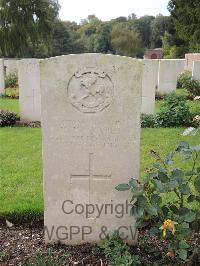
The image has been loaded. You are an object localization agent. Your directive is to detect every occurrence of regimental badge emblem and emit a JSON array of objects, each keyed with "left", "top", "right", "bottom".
[{"left": 67, "top": 70, "right": 113, "bottom": 113}]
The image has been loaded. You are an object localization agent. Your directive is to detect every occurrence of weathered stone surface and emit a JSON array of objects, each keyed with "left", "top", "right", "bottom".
[
  {"left": 40, "top": 54, "right": 142, "bottom": 245},
  {"left": 4, "top": 59, "right": 19, "bottom": 75},
  {"left": 0, "top": 59, "right": 5, "bottom": 95},
  {"left": 157, "top": 59, "right": 185, "bottom": 95},
  {"left": 192, "top": 61, "right": 200, "bottom": 80},
  {"left": 18, "top": 59, "right": 41, "bottom": 122},
  {"left": 141, "top": 60, "right": 159, "bottom": 114}
]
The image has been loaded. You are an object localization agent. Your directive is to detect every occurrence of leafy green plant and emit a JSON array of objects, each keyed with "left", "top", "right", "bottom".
[
  {"left": 156, "top": 93, "right": 192, "bottom": 127},
  {"left": 5, "top": 87, "right": 19, "bottom": 99},
  {"left": 0, "top": 249, "right": 10, "bottom": 261},
  {"left": 0, "top": 109, "right": 18, "bottom": 127},
  {"left": 116, "top": 141, "right": 200, "bottom": 262},
  {"left": 99, "top": 232, "right": 140, "bottom": 266},
  {"left": 177, "top": 71, "right": 192, "bottom": 89},
  {"left": 5, "top": 73, "right": 18, "bottom": 88},
  {"left": 141, "top": 114, "right": 156, "bottom": 128},
  {"left": 24, "top": 248, "right": 67, "bottom": 266},
  {"left": 185, "top": 79, "right": 200, "bottom": 98},
  {"left": 177, "top": 71, "right": 200, "bottom": 98}
]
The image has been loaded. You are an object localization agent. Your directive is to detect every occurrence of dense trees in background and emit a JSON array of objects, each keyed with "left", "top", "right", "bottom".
[
  {"left": 168, "top": 0, "right": 200, "bottom": 52},
  {"left": 162, "top": 0, "right": 200, "bottom": 58},
  {"left": 111, "top": 25, "right": 139, "bottom": 57},
  {"left": 150, "top": 15, "right": 173, "bottom": 48},
  {"left": 0, "top": 0, "right": 60, "bottom": 57},
  {"left": 0, "top": 0, "right": 199, "bottom": 58}
]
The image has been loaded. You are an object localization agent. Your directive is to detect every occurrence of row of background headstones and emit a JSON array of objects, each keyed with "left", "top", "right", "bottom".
[{"left": 0, "top": 55, "right": 200, "bottom": 122}]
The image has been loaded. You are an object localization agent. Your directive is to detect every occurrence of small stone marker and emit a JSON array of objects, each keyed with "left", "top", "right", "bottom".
[
  {"left": 192, "top": 61, "right": 200, "bottom": 80},
  {"left": 0, "top": 59, "right": 5, "bottom": 95},
  {"left": 18, "top": 59, "right": 41, "bottom": 122},
  {"left": 157, "top": 59, "right": 185, "bottom": 95},
  {"left": 141, "top": 60, "right": 159, "bottom": 114},
  {"left": 40, "top": 54, "right": 142, "bottom": 244}
]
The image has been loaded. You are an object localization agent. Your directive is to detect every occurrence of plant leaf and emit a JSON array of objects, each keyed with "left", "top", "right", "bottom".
[
  {"left": 187, "top": 195, "right": 196, "bottom": 203},
  {"left": 184, "top": 211, "right": 196, "bottom": 223},
  {"left": 176, "top": 141, "right": 189, "bottom": 150},
  {"left": 177, "top": 249, "right": 187, "bottom": 261},
  {"left": 115, "top": 183, "right": 130, "bottom": 191},
  {"left": 180, "top": 183, "right": 190, "bottom": 195},
  {"left": 158, "top": 171, "right": 168, "bottom": 183},
  {"left": 129, "top": 178, "right": 138, "bottom": 188},
  {"left": 179, "top": 240, "right": 189, "bottom": 249},
  {"left": 194, "top": 175, "right": 200, "bottom": 192}
]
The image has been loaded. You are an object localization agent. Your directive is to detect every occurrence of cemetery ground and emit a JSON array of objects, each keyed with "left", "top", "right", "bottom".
[
  {"left": 1, "top": 128, "right": 199, "bottom": 265},
  {"left": 0, "top": 88, "right": 200, "bottom": 265}
]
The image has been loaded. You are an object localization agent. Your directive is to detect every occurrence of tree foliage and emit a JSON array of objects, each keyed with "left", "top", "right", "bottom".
[
  {"left": 1, "top": 1, "right": 199, "bottom": 59},
  {"left": 132, "top": 15, "right": 154, "bottom": 48},
  {"left": 111, "top": 25, "right": 139, "bottom": 57},
  {"left": 0, "top": 0, "right": 59, "bottom": 57},
  {"left": 150, "top": 15, "right": 173, "bottom": 48},
  {"left": 168, "top": 0, "right": 200, "bottom": 51}
]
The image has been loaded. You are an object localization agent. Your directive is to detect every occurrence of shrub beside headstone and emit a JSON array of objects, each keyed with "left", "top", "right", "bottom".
[
  {"left": 156, "top": 93, "right": 192, "bottom": 127},
  {"left": 0, "top": 110, "right": 18, "bottom": 127}
]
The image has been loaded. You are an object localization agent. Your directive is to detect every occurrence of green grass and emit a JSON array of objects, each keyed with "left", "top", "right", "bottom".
[
  {"left": 0, "top": 87, "right": 19, "bottom": 114},
  {"left": 0, "top": 128, "right": 43, "bottom": 216},
  {"left": 0, "top": 127, "right": 199, "bottom": 217},
  {"left": 0, "top": 98, "right": 19, "bottom": 114}
]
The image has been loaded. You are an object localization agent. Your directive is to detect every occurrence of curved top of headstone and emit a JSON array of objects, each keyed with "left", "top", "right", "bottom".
[
  {"left": 41, "top": 53, "right": 141, "bottom": 63},
  {"left": 40, "top": 53, "right": 143, "bottom": 113}
]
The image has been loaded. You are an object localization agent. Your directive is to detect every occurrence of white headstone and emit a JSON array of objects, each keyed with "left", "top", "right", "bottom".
[
  {"left": 40, "top": 54, "right": 142, "bottom": 245},
  {"left": 141, "top": 60, "right": 159, "bottom": 114},
  {"left": 4, "top": 59, "right": 19, "bottom": 76},
  {"left": 0, "top": 59, "right": 5, "bottom": 95},
  {"left": 18, "top": 59, "right": 41, "bottom": 122},
  {"left": 192, "top": 61, "right": 200, "bottom": 80},
  {"left": 157, "top": 59, "right": 185, "bottom": 95}
]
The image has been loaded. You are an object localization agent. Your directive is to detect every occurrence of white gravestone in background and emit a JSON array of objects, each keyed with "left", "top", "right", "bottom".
[
  {"left": 192, "top": 61, "right": 200, "bottom": 80},
  {"left": 157, "top": 59, "right": 185, "bottom": 95},
  {"left": 4, "top": 59, "right": 19, "bottom": 76},
  {"left": 18, "top": 59, "right": 41, "bottom": 122},
  {"left": 0, "top": 59, "right": 5, "bottom": 95},
  {"left": 141, "top": 60, "right": 159, "bottom": 114},
  {"left": 40, "top": 54, "right": 142, "bottom": 245}
]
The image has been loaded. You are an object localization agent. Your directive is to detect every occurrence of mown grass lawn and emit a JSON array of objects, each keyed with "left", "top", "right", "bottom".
[
  {"left": 0, "top": 98, "right": 19, "bottom": 114},
  {"left": 0, "top": 127, "right": 199, "bottom": 218},
  {"left": 0, "top": 128, "right": 43, "bottom": 217}
]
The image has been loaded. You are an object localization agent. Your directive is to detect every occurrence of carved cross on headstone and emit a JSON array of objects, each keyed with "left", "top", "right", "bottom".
[{"left": 70, "top": 153, "right": 112, "bottom": 203}]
